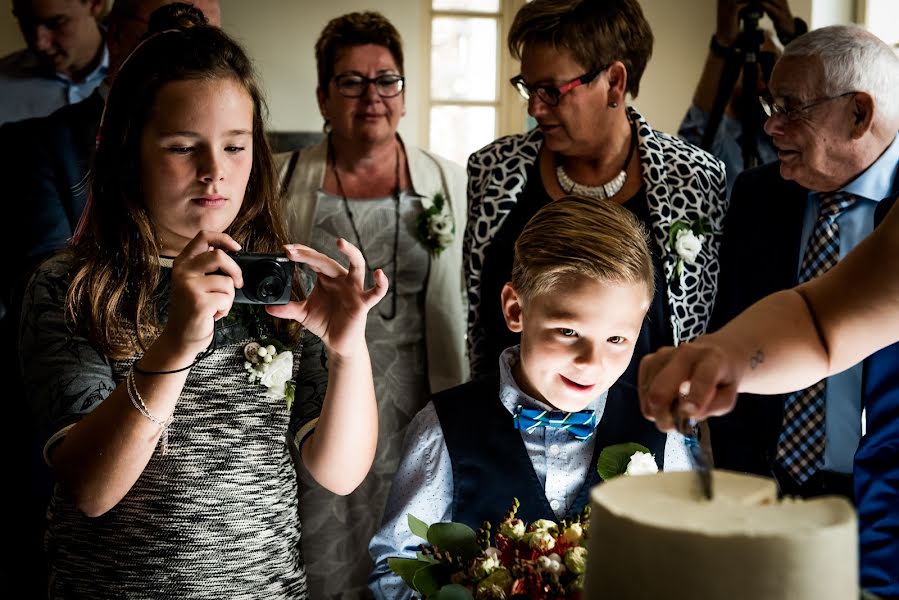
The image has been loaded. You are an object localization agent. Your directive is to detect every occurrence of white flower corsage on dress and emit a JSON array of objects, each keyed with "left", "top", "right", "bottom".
[
  {"left": 244, "top": 341, "right": 296, "bottom": 409},
  {"left": 416, "top": 191, "right": 454, "bottom": 256},
  {"left": 668, "top": 217, "right": 711, "bottom": 280}
]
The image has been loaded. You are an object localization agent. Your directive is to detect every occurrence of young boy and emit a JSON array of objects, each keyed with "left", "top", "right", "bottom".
[{"left": 368, "top": 196, "right": 665, "bottom": 599}]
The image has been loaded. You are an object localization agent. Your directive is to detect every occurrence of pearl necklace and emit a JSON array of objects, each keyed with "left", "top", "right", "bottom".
[{"left": 555, "top": 118, "right": 637, "bottom": 200}]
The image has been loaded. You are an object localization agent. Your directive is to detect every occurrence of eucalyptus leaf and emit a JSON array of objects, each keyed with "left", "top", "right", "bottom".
[
  {"left": 408, "top": 513, "right": 431, "bottom": 541},
  {"left": 427, "top": 522, "right": 481, "bottom": 561},
  {"left": 597, "top": 442, "right": 651, "bottom": 481},
  {"left": 435, "top": 583, "right": 475, "bottom": 600},
  {"left": 388, "top": 557, "right": 433, "bottom": 589}
]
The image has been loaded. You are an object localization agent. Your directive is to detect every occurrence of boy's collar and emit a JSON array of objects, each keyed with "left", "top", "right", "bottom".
[{"left": 497, "top": 345, "right": 607, "bottom": 417}]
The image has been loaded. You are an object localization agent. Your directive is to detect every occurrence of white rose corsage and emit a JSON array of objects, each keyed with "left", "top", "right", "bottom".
[
  {"left": 668, "top": 217, "right": 711, "bottom": 280},
  {"left": 597, "top": 442, "right": 659, "bottom": 481},
  {"left": 416, "top": 191, "right": 454, "bottom": 256},
  {"left": 244, "top": 340, "right": 296, "bottom": 410}
]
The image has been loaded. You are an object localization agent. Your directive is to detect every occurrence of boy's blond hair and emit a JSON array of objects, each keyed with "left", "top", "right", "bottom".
[{"left": 512, "top": 196, "right": 655, "bottom": 302}]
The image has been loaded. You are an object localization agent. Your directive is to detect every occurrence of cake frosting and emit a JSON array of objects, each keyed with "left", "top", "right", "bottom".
[{"left": 583, "top": 469, "right": 858, "bottom": 599}]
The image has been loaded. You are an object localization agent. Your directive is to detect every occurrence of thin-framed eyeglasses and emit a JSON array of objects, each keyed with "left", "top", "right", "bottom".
[
  {"left": 333, "top": 73, "right": 405, "bottom": 98},
  {"left": 510, "top": 66, "right": 606, "bottom": 107},
  {"left": 758, "top": 91, "right": 856, "bottom": 121}
]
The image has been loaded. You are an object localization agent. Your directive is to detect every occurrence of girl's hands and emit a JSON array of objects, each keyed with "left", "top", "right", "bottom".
[
  {"left": 161, "top": 231, "right": 244, "bottom": 358},
  {"left": 266, "top": 238, "right": 388, "bottom": 358}
]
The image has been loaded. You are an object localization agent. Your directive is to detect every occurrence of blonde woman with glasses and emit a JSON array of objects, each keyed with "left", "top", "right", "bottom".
[{"left": 276, "top": 11, "right": 469, "bottom": 599}]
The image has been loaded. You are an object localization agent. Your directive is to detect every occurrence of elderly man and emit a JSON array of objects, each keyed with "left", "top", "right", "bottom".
[
  {"left": 0, "top": 0, "right": 106, "bottom": 124},
  {"left": 705, "top": 24, "right": 899, "bottom": 595}
]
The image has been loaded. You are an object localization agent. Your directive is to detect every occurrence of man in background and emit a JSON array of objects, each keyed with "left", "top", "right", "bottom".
[
  {"left": 0, "top": 0, "right": 106, "bottom": 124},
  {"left": 708, "top": 25, "right": 899, "bottom": 595},
  {"left": 678, "top": 0, "right": 806, "bottom": 197}
]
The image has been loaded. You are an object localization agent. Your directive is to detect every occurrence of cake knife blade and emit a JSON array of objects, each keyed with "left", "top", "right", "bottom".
[{"left": 674, "top": 414, "right": 713, "bottom": 500}]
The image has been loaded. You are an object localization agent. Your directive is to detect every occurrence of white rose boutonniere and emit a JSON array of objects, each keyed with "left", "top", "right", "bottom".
[
  {"left": 416, "top": 191, "right": 454, "bottom": 256},
  {"left": 668, "top": 217, "right": 712, "bottom": 280},
  {"left": 244, "top": 341, "right": 296, "bottom": 410}
]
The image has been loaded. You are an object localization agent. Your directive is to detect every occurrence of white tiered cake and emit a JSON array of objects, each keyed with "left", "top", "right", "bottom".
[{"left": 583, "top": 470, "right": 857, "bottom": 599}]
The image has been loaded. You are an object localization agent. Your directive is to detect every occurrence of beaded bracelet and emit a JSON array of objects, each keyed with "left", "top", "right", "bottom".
[{"left": 126, "top": 369, "right": 174, "bottom": 455}]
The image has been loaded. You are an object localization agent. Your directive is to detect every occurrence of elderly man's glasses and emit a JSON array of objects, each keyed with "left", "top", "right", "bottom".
[
  {"left": 510, "top": 66, "right": 606, "bottom": 107},
  {"left": 758, "top": 92, "right": 856, "bottom": 121},
  {"left": 333, "top": 73, "right": 405, "bottom": 98}
]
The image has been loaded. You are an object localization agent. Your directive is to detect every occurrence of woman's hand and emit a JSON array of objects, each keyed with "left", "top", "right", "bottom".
[
  {"left": 267, "top": 238, "right": 388, "bottom": 358},
  {"left": 161, "top": 231, "right": 243, "bottom": 358},
  {"left": 638, "top": 338, "right": 745, "bottom": 431}
]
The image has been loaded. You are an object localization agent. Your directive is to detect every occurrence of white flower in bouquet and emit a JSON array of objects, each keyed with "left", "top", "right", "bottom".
[
  {"left": 564, "top": 546, "right": 588, "bottom": 575},
  {"left": 529, "top": 519, "right": 558, "bottom": 532},
  {"left": 527, "top": 529, "right": 556, "bottom": 552},
  {"left": 561, "top": 522, "right": 583, "bottom": 544},
  {"left": 537, "top": 553, "right": 565, "bottom": 575},
  {"left": 625, "top": 451, "right": 659, "bottom": 476},
  {"left": 500, "top": 517, "right": 525, "bottom": 540}
]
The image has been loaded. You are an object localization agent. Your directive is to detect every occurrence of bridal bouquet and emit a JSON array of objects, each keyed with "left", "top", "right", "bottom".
[{"left": 389, "top": 443, "right": 658, "bottom": 599}]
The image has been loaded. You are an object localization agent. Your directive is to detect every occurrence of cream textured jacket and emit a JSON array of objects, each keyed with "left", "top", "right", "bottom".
[{"left": 276, "top": 136, "right": 470, "bottom": 393}]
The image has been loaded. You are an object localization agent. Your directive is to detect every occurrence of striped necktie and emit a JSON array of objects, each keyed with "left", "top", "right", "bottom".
[
  {"left": 513, "top": 405, "right": 597, "bottom": 441},
  {"left": 776, "top": 191, "right": 856, "bottom": 485}
]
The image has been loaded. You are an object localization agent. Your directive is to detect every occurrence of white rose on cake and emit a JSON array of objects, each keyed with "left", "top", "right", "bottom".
[{"left": 625, "top": 451, "right": 659, "bottom": 476}]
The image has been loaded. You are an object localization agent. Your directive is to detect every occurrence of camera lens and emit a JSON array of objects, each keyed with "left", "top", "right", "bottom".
[{"left": 252, "top": 264, "right": 286, "bottom": 302}]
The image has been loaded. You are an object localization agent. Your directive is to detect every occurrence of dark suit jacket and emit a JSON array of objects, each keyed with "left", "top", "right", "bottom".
[
  {"left": 2, "top": 89, "right": 101, "bottom": 319},
  {"left": 707, "top": 161, "right": 806, "bottom": 476}
]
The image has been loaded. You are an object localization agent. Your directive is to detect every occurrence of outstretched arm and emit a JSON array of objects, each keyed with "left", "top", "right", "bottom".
[{"left": 640, "top": 200, "right": 899, "bottom": 430}]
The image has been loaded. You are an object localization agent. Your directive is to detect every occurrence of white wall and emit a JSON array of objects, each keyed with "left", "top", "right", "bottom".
[
  {"left": 218, "top": 0, "right": 426, "bottom": 142},
  {"left": 2, "top": 0, "right": 854, "bottom": 144}
]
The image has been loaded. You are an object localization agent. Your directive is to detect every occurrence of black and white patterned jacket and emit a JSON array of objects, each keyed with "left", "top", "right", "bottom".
[{"left": 464, "top": 107, "right": 728, "bottom": 371}]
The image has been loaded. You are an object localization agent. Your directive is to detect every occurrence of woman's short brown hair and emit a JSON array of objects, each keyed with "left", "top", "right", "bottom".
[
  {"left": 512, "top": 196, "right": 655, "bottom": 303},
  {"left": 508, "top": 0, "right": 653, "bottom": 98},
  {"left": 315, "top": 11, "right": 405, "bottom": 94}
]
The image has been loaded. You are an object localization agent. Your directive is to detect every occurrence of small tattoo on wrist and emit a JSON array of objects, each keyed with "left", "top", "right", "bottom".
[{"left": 750, "top": 350, "right": 764, "bottom": 370}]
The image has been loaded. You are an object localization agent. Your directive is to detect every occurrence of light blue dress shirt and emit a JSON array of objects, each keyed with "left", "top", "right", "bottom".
[
  {"left": 367, "top": 346, "right": 609, "bottom": 600},
  {"left": 797, "top": 134, "right": 899, "bottom": 474},
  {"left": 0, "top": 45, "right": 108, "bottom": 125}
]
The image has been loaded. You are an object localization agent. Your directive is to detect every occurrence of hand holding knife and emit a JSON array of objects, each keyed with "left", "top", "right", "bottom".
[{"left": 674, "top": 383, "right": 713, "bottom": 500}]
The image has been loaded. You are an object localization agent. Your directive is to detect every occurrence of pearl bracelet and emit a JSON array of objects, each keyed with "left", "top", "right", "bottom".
[{"left": 126, "top": 368, "right": 174, "bottom": 455}]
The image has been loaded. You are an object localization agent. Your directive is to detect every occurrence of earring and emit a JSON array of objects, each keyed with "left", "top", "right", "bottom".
[{"left": 608, "top": 101, "right": 619, "bottom": 108}]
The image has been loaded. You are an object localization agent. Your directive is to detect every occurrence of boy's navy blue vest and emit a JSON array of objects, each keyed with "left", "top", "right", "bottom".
[{"left": 433, "top": 373, "right": 666, "bottom": 530}]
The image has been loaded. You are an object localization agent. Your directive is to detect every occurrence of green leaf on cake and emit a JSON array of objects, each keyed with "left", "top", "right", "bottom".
[{"left": 597, "top": 442, "right": 651, "bottom": 481}]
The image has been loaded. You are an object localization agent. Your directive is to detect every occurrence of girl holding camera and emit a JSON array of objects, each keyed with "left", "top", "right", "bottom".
[{"left": 19, "top": 15, "right": 385, "bottom": 600}]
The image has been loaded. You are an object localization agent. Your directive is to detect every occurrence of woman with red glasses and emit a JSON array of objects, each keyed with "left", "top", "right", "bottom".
[{"left": 465, "top": 0, "right": 728, "bottom": 470}]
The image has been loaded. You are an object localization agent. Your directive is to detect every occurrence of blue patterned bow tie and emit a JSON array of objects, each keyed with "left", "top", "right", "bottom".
[{"left": 513, "top": 406, "right": 597, "bottom": 440}]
